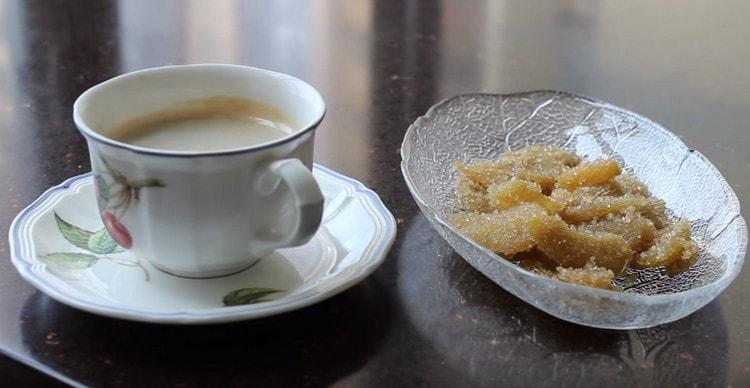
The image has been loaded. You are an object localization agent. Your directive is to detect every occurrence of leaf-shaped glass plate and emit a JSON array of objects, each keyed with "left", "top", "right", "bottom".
[{"left": 401, "top": 91, "right": 747, "bottom": 329}]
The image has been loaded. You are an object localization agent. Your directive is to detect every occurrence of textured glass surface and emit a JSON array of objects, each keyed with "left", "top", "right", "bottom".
[{"left": 401, "top": 91, "right": 747, "bottom": 329}]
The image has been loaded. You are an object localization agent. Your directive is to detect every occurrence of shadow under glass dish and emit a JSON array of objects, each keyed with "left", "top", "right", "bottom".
[{"left": 401, "top": 90, "right": 747, "bottom": 329}]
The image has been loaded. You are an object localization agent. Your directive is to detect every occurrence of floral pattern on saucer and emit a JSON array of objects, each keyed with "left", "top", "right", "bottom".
[
  {"left": 9, "top": 164, "right": 396, "bottom": 323},
  {"left": 40, "top": 212, "right": 150, "bottom": 281}
]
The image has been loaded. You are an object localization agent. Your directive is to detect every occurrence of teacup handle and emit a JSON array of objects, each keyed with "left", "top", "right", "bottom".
[{"left": 252, "top": 159, "right": 324, "bottom": 257}]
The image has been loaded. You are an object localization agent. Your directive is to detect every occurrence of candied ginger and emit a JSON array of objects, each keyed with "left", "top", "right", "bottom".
[
  {"left": 457, "top": 175, "right": 492, "bottom": 212},
  {"left": 555, "top": 263, "right": 615, "bottom": 290},
  {"left": 557, "top": 159, "right": 621, "bottom": 190},
  {"left": 452, "top": 145, "right": 700, "bottom": 290},
  {"left": 610, "top": 174, "right": 651, "bottom": 196},
  {"left": 450, "top": 203, "right": 547, "bottom": 254},
  {"left": 528, "top": 214, "right": 633, "bottom": 274},
  {"left": 634, "top": 220, "right": 698, "bottom": 275},
  {"left": 560, "top": 194, "right": 667, "bottom": 226},
  {"left": 577, "top": 211, "right": 656, "bottom": 253},
  {"left": 487, "top": 178, "right": 562, "bottom": 213},
  {"left": 454, "top": 145, "right": 579, "bottom": 193}
]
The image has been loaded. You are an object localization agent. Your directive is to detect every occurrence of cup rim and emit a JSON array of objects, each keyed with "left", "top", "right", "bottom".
[{"left": 72, "top": 63, "right": 326, "bottom": 158}]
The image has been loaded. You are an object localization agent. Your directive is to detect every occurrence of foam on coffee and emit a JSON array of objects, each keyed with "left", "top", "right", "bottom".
[{"left": 108, "top": 97, "right": 298, "bottom": 152}]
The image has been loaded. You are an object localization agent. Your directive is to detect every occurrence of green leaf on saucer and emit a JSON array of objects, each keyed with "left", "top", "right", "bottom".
[
  {"left": 41, "top": 252, "right": 99, "bottom": 269},
  {"left": 223, "top": 287, "right": 283, "bottom": 306},
  {"left": 54, "top": 213, "right": 93, "bottom": 250},
  {"left": 88, "top": 228, "right": 125, "bottom": 254}
]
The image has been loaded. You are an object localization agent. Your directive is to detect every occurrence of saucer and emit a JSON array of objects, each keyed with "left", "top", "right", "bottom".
[{"left": 9, "top": 164, "right": 396, "bottom": 324}]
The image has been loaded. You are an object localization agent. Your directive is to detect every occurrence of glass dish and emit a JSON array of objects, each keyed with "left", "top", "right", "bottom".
[{"left": 401, "top": 91, "right": 747, "bottom": 329}]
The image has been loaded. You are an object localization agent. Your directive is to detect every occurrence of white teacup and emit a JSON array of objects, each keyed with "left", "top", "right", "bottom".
[{"left": 73, "top": 64, "right": 325, "bottom": 278}]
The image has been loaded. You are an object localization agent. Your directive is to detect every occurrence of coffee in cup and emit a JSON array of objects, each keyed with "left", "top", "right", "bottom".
[
  {"left": 109, "top": 97, "right": 298, "bottom": 152},
  {"left": 73, "top": 64, "right": 326, "bottom": 278}
]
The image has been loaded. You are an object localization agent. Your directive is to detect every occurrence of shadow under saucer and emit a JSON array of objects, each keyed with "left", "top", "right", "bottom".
[{"left": 19, "top": 274, "right": 393, "bottom": 387}]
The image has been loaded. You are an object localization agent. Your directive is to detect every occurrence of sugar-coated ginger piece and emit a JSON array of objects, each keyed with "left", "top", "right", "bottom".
[
  {"left": 555, "top": 263, "right": 615, "bottom": 290},
  {"left": 513, "top": 237, "right": 617, "bottom": 289},
  {"left": 577, "top": 211, "right": 656, "bottom": 253},
  {"left": 487, "top": 178, "right": 563, "bottom": 213},
  {"left": 665, "top": 243, "right": 700, "bottom": 276},
  {"left": 550, "top": 186, "right": 610, "bottom": 208},
  {"left": 609, "top": 174, "right": 651, "bottom": 196},
  {"left": 504, "top": 145, "right": 580, "bottom": 171},
  {"left": 511, "top": 249, "right": 559, "bottom": 273},
  {"left": 451, "top": 203, "right": 548, "bottom": 255},
  {"left": 550, "top": 174, "right": 652, "bottom": 203},
  {"left": 557, "top": 159, "right": 621, "bottom": 190},
  {"left": 454, "top": 145, "right": 580, "bottom": 193},
  {"left": 456, "top": 175, "right": 492, "bottom": 212},
  {"left": 633, "top": 220, "right": 698, "bottom": 275},
  {"left": 560, "top": 194, "right": 667, "bottom": 226},
  {"left": 509, "top": 146, "right": 580, "bottom": 192},
  {"left": 528, "top": 214, "right": 633, "bottom": 274},
  {"left": 454, "top": 161, "right": 513, "bottom": 191},
  {"left": 514, "top": 171, "right": 558, "bottom": 194}
]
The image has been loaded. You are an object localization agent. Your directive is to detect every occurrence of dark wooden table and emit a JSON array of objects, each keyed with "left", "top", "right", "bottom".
[{"left": 1, "top": 1, "right": 749, "bottom": 386}]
